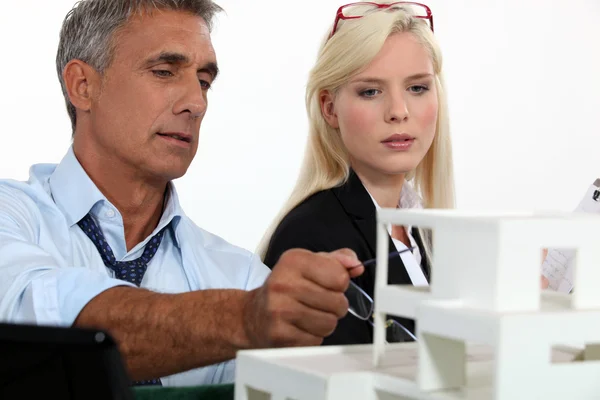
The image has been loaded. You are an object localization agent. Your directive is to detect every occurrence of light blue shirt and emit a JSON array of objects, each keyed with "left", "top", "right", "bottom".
[{"left": 0, "top": 147, "right": 271, "bottom": 386}]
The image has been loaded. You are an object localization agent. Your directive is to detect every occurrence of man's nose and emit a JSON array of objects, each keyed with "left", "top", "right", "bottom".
[{"left": 173, "top": 78, "right": 208, "bottom": 119}]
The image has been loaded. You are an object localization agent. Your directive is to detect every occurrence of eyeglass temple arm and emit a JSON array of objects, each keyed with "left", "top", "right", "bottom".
[{"left": 350, "top": 247, "right": 417, "bottom": 269}]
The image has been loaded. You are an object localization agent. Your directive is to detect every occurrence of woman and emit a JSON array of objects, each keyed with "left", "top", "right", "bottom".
[{"left": 257, "top": 2, "right": 454, "bottom": 345}]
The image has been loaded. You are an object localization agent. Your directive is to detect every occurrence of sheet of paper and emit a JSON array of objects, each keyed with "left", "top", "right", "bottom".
[
  {"left": 542, "top": 248, "right": 576, "bottom": 291},
  {"left": 541, "top": 179, "right": 600, "bottom": 293}
]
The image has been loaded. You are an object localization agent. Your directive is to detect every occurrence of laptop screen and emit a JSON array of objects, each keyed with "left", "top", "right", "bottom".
[{"left": 0, "top": 323, "right": 134, "bottom": 400}]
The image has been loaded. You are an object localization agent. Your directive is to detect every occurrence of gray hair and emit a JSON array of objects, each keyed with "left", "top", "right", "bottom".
[{"left": 56, "top": 0, "right": 223, "bottom": 134}]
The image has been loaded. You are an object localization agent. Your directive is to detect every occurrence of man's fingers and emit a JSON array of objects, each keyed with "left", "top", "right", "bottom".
[
  {"left": 258, "top": 248, "right": 367, "bottom": 346},
  {"left": 329, "top": 248, "right": 364, "bottom": 278},
  {"left": 270, "top": 321, "right": 324, "bottom": 348},
  {"left": 279, "top": 251, "right": 350, "bottom": 292},
  {"left": 300, "top": 248, "right": 364, "bottom": 292},
  {"left": 287, "top": 305, "right": 340, "bottom": 339},
  {"left": 276, "top": 248, "right": 364, "bottom": 292},
  {"left": 347, "top": 265, "right": 364, "bottom": 278},
  {"left": 264, "top": 294, "right": 331, "bottom": 346},
  {"left": 301, "top": 260, "right": 351, "bottom": 292},
  {"left": 267, "top": 265, "right": 349, "bottom": 318},
  {"left": 293, "top": 280, "right": 349, "bottom": 319},
  {"left": 329, "top": 248, "right": 360, "bottom": 267}
]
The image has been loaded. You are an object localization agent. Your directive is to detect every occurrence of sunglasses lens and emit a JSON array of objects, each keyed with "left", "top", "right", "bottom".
[{"left": 345, "top": 280, "right": 373, "bottom": 320}]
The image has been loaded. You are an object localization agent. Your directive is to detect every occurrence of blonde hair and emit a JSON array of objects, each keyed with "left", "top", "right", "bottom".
[{"left": 257, "top": 3, "right": 455, "bottom": 260}]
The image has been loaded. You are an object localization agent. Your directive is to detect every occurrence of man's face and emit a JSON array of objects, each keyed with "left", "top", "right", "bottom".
[{"left": 85, "top": 10, "right": 217, "bottom": 181}]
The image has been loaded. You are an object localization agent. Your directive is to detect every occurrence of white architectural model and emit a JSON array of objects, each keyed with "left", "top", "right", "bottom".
[{"left": 235, "top": 209, "right": 600, "bottom": 399}]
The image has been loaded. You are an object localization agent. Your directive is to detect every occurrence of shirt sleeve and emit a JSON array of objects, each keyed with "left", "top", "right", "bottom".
[
  {"left": 244, "top": 252, "right": 271, "bottom": 291},
  {"left": 0, "top": 186, "right": 134, "bottom": 326}
]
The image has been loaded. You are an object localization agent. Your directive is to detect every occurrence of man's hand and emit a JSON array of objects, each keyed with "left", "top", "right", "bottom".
[
  {"left": 72, "top": 248, "right": 363, "bottom": 380},
  {"left": 243, "top": 248, "right": 363, "bottom": 349}
]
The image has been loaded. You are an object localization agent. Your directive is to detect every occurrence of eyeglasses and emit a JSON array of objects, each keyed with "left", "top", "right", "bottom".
[
  {"left": 329, "top": 2, "right": 434, "bottom": 39},
  {"left": 346, "top": 248, "right": 418, "bottom": 342}
]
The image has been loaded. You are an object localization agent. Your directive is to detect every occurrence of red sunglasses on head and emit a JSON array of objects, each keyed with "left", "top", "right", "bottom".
[{"left": 329, "top": 2, "right": 434, "bottom": 39}]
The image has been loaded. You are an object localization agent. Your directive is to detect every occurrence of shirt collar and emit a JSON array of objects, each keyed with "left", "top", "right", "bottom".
[
  {"left": 49, "top": 147, "right": 105, "bottom": 228},
  {"left": 49, "top": 147, "right": 185, "bottom": 246},
  {"left": 365, "top": 181, "right": 423, "bottom": 235},
  {"left": 365, "top": 181, "right": 424, "bottom": 211}
]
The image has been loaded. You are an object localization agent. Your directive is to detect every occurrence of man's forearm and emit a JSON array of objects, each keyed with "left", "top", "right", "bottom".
[{"left": 74, "top": 286, "right": 253, "bottom": 380}]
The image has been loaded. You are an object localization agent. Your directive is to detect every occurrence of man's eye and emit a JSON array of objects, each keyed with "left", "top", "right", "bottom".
[
  {"left": 200, "top": 80, "right": 212, "bottom": 90},
  {"left": 152, "top": 70, "right": 173, "bottom": 78}
]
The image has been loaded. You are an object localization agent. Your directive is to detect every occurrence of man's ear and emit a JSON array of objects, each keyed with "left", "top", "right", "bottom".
[
  {"left": 319, "top": 89, "right": 339, "bottom": 129},
  {"left": 62, "top": 59, "right": 102, "bottom": 113}
]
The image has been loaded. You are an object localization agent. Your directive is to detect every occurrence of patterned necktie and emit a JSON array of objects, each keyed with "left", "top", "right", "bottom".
[
  {"left": 78, "top": 213, "right": 165, "bottom": 286},
  {"left": 77, "top": 213, "right": 165, "bottom": 386}
]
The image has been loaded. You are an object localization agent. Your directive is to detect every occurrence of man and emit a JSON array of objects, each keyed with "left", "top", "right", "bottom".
[{"left": 0, "top": 0, "right": 364, "bottom": 387}]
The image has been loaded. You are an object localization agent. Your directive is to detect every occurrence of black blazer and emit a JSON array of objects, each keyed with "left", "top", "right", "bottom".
[{"left": 263, "top": 171, "right": 431, "bottom": 345}]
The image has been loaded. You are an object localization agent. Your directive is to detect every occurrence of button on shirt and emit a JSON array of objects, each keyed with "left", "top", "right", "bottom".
[{"left": 0, "top": 147, "right": 271, "bottom": 386}]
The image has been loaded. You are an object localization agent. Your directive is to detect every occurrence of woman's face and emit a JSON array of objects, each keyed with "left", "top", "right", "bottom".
[{"left": 321, "top": 32, "right": 438, "bottom": 178}]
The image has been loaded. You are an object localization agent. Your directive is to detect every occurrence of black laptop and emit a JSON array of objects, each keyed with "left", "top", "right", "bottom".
[{"left": 0, "top": 323, "right": 134, "bottom": 399}]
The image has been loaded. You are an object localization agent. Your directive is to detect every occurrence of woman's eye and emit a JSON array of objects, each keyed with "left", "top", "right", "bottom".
[
  {"left": 409, "top": 85, "right": 429, "bottom": 94},
  {"left": 359, "top": 89, "right": 380, "bottom": 98}
]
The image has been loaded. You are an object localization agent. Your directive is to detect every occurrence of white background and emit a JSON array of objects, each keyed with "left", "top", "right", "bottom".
[{"left": 1, "top": 0, "right": 599, "bottom": 253}]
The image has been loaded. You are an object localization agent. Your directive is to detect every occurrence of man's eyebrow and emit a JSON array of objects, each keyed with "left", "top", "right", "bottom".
[
  {"left": 145, "top": 51, "right": 190, "bottom": 66},
  {"left": 144, "top": 52, "right": 219, "bottom": 80},
  {"left": 200, "top": 62, "right": 219, "bottom": 81}
]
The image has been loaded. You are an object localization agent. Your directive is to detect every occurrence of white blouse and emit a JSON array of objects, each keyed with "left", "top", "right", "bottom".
[{"left": 365, "top": 182, "right": 429, "bottom": 287}]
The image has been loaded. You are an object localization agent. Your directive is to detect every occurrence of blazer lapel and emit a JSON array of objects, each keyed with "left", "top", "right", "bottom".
[
  {"left": 332, "top": 170, "right": 413, "bottom": 285},
  {"left": 411, "top": 227, "right": 431, "bottom": 282}
]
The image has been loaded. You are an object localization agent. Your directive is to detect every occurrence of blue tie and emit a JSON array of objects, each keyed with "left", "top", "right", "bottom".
[{"left": 77, "top": 213, "right": 165, "bottom": 386}]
